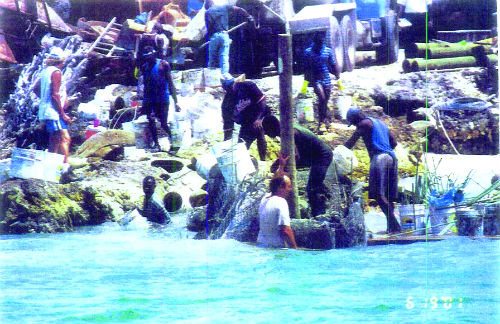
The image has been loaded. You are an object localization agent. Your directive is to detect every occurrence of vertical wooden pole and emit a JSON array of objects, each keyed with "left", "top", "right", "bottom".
[{"left": 278, "top": 34, "right": 300, "bottom": 219}]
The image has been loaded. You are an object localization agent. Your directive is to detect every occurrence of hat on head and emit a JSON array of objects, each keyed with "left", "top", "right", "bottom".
[
  {"left": 220, "top": 73, "right": 235, "bottom": 89},
  {"left": 346, "top": 107, "right": 361, "bottom": 126},
  {"left": 48, "top": 47, "right": 65, "bottom": 61}
]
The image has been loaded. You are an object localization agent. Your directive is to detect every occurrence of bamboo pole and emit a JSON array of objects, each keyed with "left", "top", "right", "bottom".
[
  {"left": 410, "top": 56, "right": 479, "bottom": 72},
  {"left": 406, "top": 42, "right": 491, "bottom": 59},
  {"left": 278, "top": 34, "right": 300, "bottom": 219}
]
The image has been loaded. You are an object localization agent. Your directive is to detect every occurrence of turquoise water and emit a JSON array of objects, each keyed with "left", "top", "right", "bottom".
[{"left": 1, "top": 215, "right": 499, "bottom": 324}]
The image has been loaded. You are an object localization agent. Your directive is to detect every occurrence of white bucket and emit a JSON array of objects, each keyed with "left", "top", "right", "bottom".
[
  {"left": 170, "top": 119, "right": 191, "bottom": 148},
  {"left": 121, "top": 121, "right": 135, "bottom": 133},
  {"left": 398, "top": 204, "right": 427, "bottom": 234},
  {"left": 195, "top": 152, "right": 218, "bottom": 180},
  {"left": 428, "top": 206, "right": 456, "bottom": 234},
  {"left": 133, "top": 118, "right": 150, "bottom": 149},
  {"left": 336, "top": 96, "right": 352, "bottom": 120},
  {"left": 296, "top": 99, "right": 315, "bottom": 123},
  {"left": 9, "top": 148, "right": 64, "bottom": 182},
  {"left": 203, "top": 68, "right": 221, "bottom": 88},
  {"left": 211, "top": 141, "right": 255, "bottom": 184}
]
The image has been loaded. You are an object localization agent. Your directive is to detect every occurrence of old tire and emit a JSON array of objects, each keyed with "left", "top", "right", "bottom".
[
  {"left": 376, "top": 11, "right": 399, "bottom": 64},
  {"left": 327, "top": 16, "right": 343, "bottom": 75},
  {"left": 340, "top": 15, "right": 355, "bottom": 72}
]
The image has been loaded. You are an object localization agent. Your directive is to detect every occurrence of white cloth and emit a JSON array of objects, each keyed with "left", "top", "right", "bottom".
[
  {"left": 257, "top": 195, "right": 291, "bottom": 248},
  {"left": 397, "top": 0, "right": 431, "bottom": 13},
  {"left": 38, "top": 65, "right": 67, "bottom": 121}
]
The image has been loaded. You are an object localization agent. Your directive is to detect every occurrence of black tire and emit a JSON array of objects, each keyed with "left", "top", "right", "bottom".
[
  {"left": 340, "top": 15, "right": 355, "bottom": 72},
  {"left": 326, "top": 16, "right": 343, "bottom": 75},
  {"left": 376, "top": 11, "right": 399, "bottom": 64}
]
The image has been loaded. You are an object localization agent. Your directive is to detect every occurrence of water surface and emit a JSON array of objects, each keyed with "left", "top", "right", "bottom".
[{"left": 1, "top": 216, "right": 499, "bottom": 324}]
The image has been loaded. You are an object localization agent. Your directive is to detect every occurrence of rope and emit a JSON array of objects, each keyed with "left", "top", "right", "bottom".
[{"left": 433, "top": 109, "right": 461, "bottom": 155}]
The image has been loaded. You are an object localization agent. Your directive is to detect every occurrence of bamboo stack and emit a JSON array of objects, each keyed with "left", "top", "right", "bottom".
[{"left": 402, "top": 41, "right": 498, "bottom": 73}]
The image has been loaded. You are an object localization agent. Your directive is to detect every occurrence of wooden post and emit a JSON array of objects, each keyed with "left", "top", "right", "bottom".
[{"left": 278, "top": 34, "right": 300, "bottom": 219}]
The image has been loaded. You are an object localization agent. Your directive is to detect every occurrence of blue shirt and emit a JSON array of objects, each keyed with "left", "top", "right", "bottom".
[
  {"left": 366, "top": 117, "right": 396, "bottom": 160},
  {"left": 142, "top": 59, "right": 169, "bottom": 104},
  {"left": 205, "top": 5, "right": 231, "bottom": 39},
  {"left": 304, "top": 44, "right": 336, "bottom": 86}
]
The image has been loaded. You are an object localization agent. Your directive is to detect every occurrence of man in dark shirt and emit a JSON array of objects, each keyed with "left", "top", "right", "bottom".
[
  {"left": 205, "top": 0, "right": 253, "bottom": 73},
  {"left": 303, "top": 32, "right": 340, "bottom": 131},
  {"left": 138, "top": 46, "right": 180, "bottom": 152},
  {"left": 220, "top": 73, "right": 271, "bottom": 161},
  {"left": 140, "top": 176, "right": 171, "bottom": 224},
  {"left": 344, "top": 107, "right": 400, "bottom": 233},
  {"left": 263, "top": 115, "right": 333, "bottom": 217}
]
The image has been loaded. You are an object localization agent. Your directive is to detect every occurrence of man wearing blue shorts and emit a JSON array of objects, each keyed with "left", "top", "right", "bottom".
[{"left": 38, "top": 47, "right": 72, "bottom": 163}]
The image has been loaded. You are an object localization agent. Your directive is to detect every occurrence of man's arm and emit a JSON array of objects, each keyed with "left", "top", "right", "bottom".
[
  {"left": 344, "top": 129, "right": 361, "bottom": 150},
  {"left": 280, "top": 225, "right": 298, "bottom": 249},
  {"left": 162, "top": 61, "right": 180, "bottom": 112},
  {"left": 328, "top": 48, "right": 340, "bottom": 79},
  {"left": 388, "top": 129, "right": 397, "bottom": 149},
  {"left": 51, "top": 70, "right": 71, "bottom": 124}
]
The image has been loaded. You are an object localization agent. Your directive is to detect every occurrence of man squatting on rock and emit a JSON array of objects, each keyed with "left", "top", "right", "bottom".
[
  {"left": 220, "top": 73, "right": 271, "bottom": 161},
  {"left": 257, "top": 157, "right": 298, "bottom": 249},
  {"left": 344, "top": 107, "right": 401, "bottom": 233},
  {"left": 204, "top": 0, "right": 254, "bottom": 74},
  {"left": 263, "top": 115, "right": 333, "bottom": 217},
  {"left": 137, "top": 46, "right": 180, "bottom": 152},
  {"left": 140, "top": 176, "right": 171, "bottom": 225},
  {"left": 303, "top": 31, "right": 340, "bottom": 131}
]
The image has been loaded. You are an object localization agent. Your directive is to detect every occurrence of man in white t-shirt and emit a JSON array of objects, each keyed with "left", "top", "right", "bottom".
[
  {"left": 397, "top": 0, "right": 434, "bottom": 47},
  {"left": 257, "top": 173, "right": 298, "bottom": 249}
]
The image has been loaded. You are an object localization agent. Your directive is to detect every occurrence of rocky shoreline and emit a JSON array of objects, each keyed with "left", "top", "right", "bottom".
[{"left": 1, "top": 36, "right": 498, "bottom": 248}]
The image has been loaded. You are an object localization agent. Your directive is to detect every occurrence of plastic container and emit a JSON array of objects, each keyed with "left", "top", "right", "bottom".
[
  {"left": 203, "top": 68, "right": 221, "bottom": 88},
  {"left": 428, "top": 205, "right": 456, "bottom": 234},
  {"left": 456, "top": 207, "right": 482, "bottom": 236},
  {"left": 296, "top": 99, "right": 315, "bottom": 123},
  {"left": 133, "top": 117, "right": 150, "bottom": 149},
  {"left": 195, "top": 152, "right": 218, "bottom": 180},
  {"left": 483, "top": 204, "right": 500, "bottom": 236},
  {"left": 336, "top": 96, "right": 352, "bottom": 120},
  {"left": 211, "top": 140, "right": 255, "bottom": 184},
  {"left": 398, "top": 204, "right": 427, "bottom": 234},
  {"left": 121, "top": 121, "right": 135, "bottom": 133},
  {"left": 9, "top": 148, "right": 64, "bottom": 182},
  {"left": 85, "top": 125, "right": 106, "bottom": 139}
]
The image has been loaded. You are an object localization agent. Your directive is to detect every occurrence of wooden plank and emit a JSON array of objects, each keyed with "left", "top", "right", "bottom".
[{"left": 368, "top": 235, "right": 500, "bottom": 246}]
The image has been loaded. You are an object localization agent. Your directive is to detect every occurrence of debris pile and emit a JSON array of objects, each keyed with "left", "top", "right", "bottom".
[{"left": 428, "top": 98, "right": 498, "bottom": 155}]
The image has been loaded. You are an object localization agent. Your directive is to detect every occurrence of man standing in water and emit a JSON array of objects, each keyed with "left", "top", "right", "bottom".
[
  {"left": 138, "top": 46, "right": 180, "bottom": 152},
  {"left": 344, "top": 107, "right": 401, "bottom": 233},
  {"left": 38, "top": 47, "right": 72, "bottom": 163},
  {"left": 303, "top": 31, "right": 340, "bottom": 131},
  {"left": 257, "top": 171, "right": 298, "bottom": 249},
  {"left": 140, "top": 176, "right": 171, "bottom": 225}
]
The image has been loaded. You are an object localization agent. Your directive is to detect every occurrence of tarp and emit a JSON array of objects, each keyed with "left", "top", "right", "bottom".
[
  {"left": 0, "top": 33, "right": 17, "bottom": 63},
  {"left": 0, "top": 0, "right": 73, "bottom": 33}
]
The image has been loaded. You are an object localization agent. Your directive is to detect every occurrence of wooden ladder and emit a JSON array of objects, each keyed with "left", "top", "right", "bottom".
[{"left": 87, "top": 17, "right": 123, "bottom": 57}]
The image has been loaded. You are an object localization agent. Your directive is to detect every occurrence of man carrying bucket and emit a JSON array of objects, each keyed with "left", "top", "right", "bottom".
[
  {"left": 344, "top": 107, "right": 400, "bottom": 233},
  {"left": 220, "top": 73, "right": 271, "bottom": 161},
  {"left": 138, "top": 46, "right": 180, "bottom": 152},
  {"left": 262, "top": 115, "right": 333, "bottom": 217}
]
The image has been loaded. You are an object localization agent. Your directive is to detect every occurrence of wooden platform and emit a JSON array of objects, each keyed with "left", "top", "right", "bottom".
[{"left": 367, "top": 235, "right": 500, "bottom": 246}]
